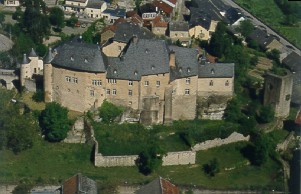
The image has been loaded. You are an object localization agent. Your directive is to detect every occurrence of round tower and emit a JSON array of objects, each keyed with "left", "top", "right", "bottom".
[
  {"left": 20, "top": 53, "right": 31, "bottom": 87},
  {"left": 43, "top": 48, "right": 54, "bottom": 102}
]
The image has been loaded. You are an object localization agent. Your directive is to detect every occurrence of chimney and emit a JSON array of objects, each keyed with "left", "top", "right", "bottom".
[
  {"left": 132, "top": 35, "right": 138, "bottom": 44},
  {"left": 169, "top": 51, "right": 175, "bottom": 68}
]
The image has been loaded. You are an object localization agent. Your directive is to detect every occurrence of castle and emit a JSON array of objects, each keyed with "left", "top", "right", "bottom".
[{"left": 20, "top": 37, "right": 234, "bottom": 124}]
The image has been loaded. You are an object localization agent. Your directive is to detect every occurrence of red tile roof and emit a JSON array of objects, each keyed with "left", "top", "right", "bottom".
[
  {"left": 153, "top": 0, "right": 173, "bottom": 14},
  {"left": 152, "top": 16, "right": 168, "bottom": 27},
  {"left": 63, "top": 174, "right": 78, "bottom": 194},
  {"left": 160, "top": 178, "right": 179, "bottom": 194},
  {"left": 130, "top": 13, "right": 144, "bottom": 25}
]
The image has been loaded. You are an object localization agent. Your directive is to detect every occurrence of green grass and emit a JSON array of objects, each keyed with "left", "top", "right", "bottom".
[
  {"left": 234, "top": 0, "right": 301, "bottom": 48},
  {"left": 94, "top": 120, "right": 241, "bottom": 156},
  {"left": 0, "top": 141, "right": 284, "bottom": 191}
]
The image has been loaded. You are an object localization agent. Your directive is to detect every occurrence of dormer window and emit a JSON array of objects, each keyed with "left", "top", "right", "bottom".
[
  {"left": 151, "top": 65, "right": 155, "bottom": 70},
  {"left": 134, "top": 71, "right": 138, "bottom": 75},
  {"left": 187, "top": 67, "right": 191, "bottom": 73},
  {"left": 145, "top": 49, "right": 149, "bottom": 53},
  {"left": 84, "top": 58, "right": 88, "bottom": 63},
  {"left": 113, "top": 69, "right": 117, "bottom": 74},
  {"left": 211, "top": 69, "right": 215, "bottom": 74},
  {"left": 179, "top": 67, "right": 182, "bottom": 72},
  {"left": 71, "top": 56, "right": 74, "bottom": 61},
  {"left": 123, "top": 33, "right": 126, "bottom": 37}
]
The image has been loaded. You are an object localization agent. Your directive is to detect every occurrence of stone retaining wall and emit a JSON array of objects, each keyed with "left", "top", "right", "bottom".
[{"left": 192, "top": 132, "right": 250, "bottom": 151}]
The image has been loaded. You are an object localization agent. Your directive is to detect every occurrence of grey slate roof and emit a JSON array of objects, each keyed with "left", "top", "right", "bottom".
[
  {"left": 51, "top": 42, "right": 106, "bottom": 72},
  {"left": 136, "top": 178, "right": 161, "bottom": 194},
  {"left": 225, "top": 7, "right": 243, "bottom": 25},
  {"left": 247, "top": 28, "right": 275, "bottom": 48},
  {"left": 114, "top": 22, "right": 155, "bottom": 43},
  {"left": 198, "top": 63, "right": 235, "bottom": 78},
  {"left": 86, "top": 0, "right": 104, "bottom": 9},
  {"left": 22, "top": 53, "right": 30, "bottom": 64},
  {"left": 169, "top": 45, "right": 199, "bottom": 80},
  {"left": 103, "top": 8, "right": 126, "bottom": 18},
  {"left": 43, "top": 48, "right": 54, "bottom": 64},
  {"left": 106, "top": 39, "right": 170, "bottom": 80},
  {"left": 187, "top": 0, "right": 229, "bottom": 27},
  {"left": 282, "top": 52, "right": 301, "bottom": 105},
  {"left": 28, "top": 48, "right": 38, "bottom": 57},
  {"left": 169, "top": 21, "right": 189, "bottom": 31}
]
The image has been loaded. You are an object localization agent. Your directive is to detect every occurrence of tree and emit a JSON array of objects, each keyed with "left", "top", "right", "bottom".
[
  {"left": 251, "top": 134, "right": 269, "bottom": 166},
  {"left": 12, "top": 183, "right": 33, "bottom": 194},
  {"left": 98, "top": 100, "right": 123, "bottom": 123},
  {"left": 203, "top": 158, "right": 220, "bottom": 176},
  {"left": 257, "top": 105, "right": 275, "bottom": 123},
  {"left": 238, "top": 19, "right": 254, "bottom": 37},
  {"left": 0, "top": 12, "right": 5, "bottom": 25},
  {"left": 40, "top": 102, "right": 70, "bottom": 142},
  {"left": 266, "top": 49, "right": 280, "bottom": 64},
  {"left": 11, "top": 33, "right": 35, "bottom": 58},
  {"left": 66, "top": 13, "right": 78, "bottom": 27},
  {"left": 21, "top": 0, "right": 50, "bottom": 43},
  {"left": 224, "top": 98, "right": 241, "bottom": 122},
  {"left": 49, "top": 7, "right": 64, "bottom": 30},
  {"left": 135, "top": 142, "right": 166, "bottom": 175},
  {"left": 12, "top": 6, "right": 23, "bottom": 21}
]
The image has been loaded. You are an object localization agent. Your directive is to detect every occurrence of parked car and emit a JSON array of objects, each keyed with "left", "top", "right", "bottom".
[{"left": 74, "top": 21, "right": 81, "bottom": 27}]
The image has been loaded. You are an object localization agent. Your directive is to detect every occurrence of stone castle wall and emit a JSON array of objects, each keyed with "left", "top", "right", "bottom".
[{"left": 192, "top": 132, "right": 250, "bottom": 151}]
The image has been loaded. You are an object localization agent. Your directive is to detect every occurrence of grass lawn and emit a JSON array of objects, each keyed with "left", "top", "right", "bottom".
[
  {"left": 0, "top": 141, "right": 284, "bottom": 191},
  {"left": 234, "top": 0, "right": 301, "bottom": 48},
  {"left": 93, "top": 120, "right": 241, "bottom": 156}
]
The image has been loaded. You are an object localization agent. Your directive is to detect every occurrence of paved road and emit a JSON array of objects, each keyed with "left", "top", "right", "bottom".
[{"left": 220, "top": 0, "right": 301, "bottom": 56}]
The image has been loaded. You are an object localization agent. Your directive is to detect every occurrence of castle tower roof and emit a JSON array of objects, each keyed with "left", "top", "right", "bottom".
[
  {"left": 21, "top": 53, "right": 30, "bottom": 64},
  {"left": 43, "top": 48, "right": 54, "bottom": 64},
  {"left": 28, "top": 48, "right": 38, "bottom": 57}
]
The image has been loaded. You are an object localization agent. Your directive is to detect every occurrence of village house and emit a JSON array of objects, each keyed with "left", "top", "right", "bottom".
[
  {"left": 38, "top": 36, "right": 234, "bottom": 124},
  {"left": 62, "top": 173, "right": 97, "bottom": 194},
  {"left": 169, "top": 21, "right": 190, "bottom": 46},
  {"left": 3, "top": 0, "right": 20, "bottom": 6},
  {"left": 102, "top": 21, "right": 155, "bottom": 57},
  {"left": 84, "top": 0, "right": 107, "bottom": 19},
  {"left": 151, "top": 15, "right": 168, "bottom": 35},
  {"left": 135, "top": 177, "right": 179, "bottom": 194}
]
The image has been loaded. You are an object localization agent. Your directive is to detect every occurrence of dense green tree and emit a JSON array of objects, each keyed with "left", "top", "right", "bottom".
[
  {"left": 257, "top": 105, "right": 275, "bottom": 123},
  {"left": 11, "top": 33, "right": 35, "bottom": 57},
  {"left": 224, "top": 98, "right": 241, "bottom": 122},
  {"left": 66, "top": 13, "right": 78, "bottom": 27},
  {"left": 98, "top": 100, "right": 123, "bottom": 123},
  {"left": 135, "top": 142, "right": 166, "bottom": 175},
  {"left": 266, "top": 49, "right": 280, "bottom": 64},
  {"left": 21, "top": 0, "right": 50, "bottom": 43},
  {"left": 32, "top": 90, "right": 44, "bottom": 102},
  {"left": 0, "top": 12, "right": 5, "bottom": 24},
  {"left": 238, "top": 19, "right": 254, "bottom": 37},
  {"left": 251, "top": 134, "right": 269, "bottom": 166},
  {"left": 12, "top": 183, "right": 33, "bottom": 194},
  {"left": 49, "top": 7, "right": 64, "bottom": 29},
  {"left": 203, "top": 158, "right": 220, "bottom": 176},
  {"left": 40, "top": 102, "right": 70, "bottom": 142},
  {"left": 208, "top": 22, "right": 232, "bottom": 57}
]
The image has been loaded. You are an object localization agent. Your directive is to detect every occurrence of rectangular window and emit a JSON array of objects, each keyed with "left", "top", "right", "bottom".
[
  {"left": 144, "top": 81, "right": 149, "bottom": 86},
  {"left": 156, "top": 81, "right": 160, "bottom": 87},
  {"left": 65, "top": 76, "right": 71, "bottom": 82},
  {"left": 106, "top": 89, "right": 110, "bottom": 95},
  {"left": 185, "top": 89, "right": 190, "bottom": 95},
  {"left": 92, "top": 80, "right": 102, "bottom": 86},
  {"left": 186, "top": 78, "right": 190, "bottom": 84},
  {"left": 209, "top": 80, "right": 214, "bottom": 86},
  {"left": 112, "top": 89, "right": 117, "bottom": 95},
  {"left": 225, "top": 80, "right": 229, "bottom": 86},
  {"left": 128, "top": 90, "right": 132, "bottom": 96},
  {"left": 90, "top": 90, "right": 95, "bottom": 97},
  {"left": 108, "top": 79, "right": 117, "bottom": 84},
  {"left": 128, "top": 80, "right": 133, "bottom": 86},
  {"left": 73, "top": 77, "right": 78, "bottom": 83}
]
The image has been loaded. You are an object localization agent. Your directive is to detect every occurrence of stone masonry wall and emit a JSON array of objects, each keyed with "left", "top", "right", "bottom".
[{"left": 192, "top": 132, "right": 250, "bottom": 151}]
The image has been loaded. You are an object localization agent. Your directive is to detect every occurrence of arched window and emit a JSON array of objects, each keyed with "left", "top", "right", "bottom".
[
  {"left": 225, "top": 80, "right": 229, "bottom": 86},
  {"left": 209, "top": 80, "right": 213, "bottom": 86}
]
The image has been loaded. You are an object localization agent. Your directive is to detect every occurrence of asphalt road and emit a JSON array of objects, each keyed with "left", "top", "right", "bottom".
[{"left": 220, "top": 0, "right": 301, "bottom": 56}]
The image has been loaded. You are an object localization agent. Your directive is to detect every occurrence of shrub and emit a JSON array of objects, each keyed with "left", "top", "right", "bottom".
[
  {"left": 203, "top": 158, "right": 220, "bottom": 176},
  {"left": 98, "top": 100, "right": 123, "bottom": 123},
  {"left": 40, "top": 102, "right": 70, "bottom": 142},
  {"left": 135, "top": 142, "right": 166, "bottom": 175},
  {"left": 32, "top": 90, "right": 44, "bottom": 102},
  {"left": 257, "top": 105, "right": 275, "bottom": 123}
]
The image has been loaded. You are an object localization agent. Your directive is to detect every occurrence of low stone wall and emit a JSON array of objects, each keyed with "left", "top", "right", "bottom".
[
  {"left": 162, "top": 151, "right": 196, "bottom": 166},
  {"left": 94, "top": 140, "right": 196, "bottom": 167},
  {"left": 192, "top": 132, "right": 250, "bottom": 151}
]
